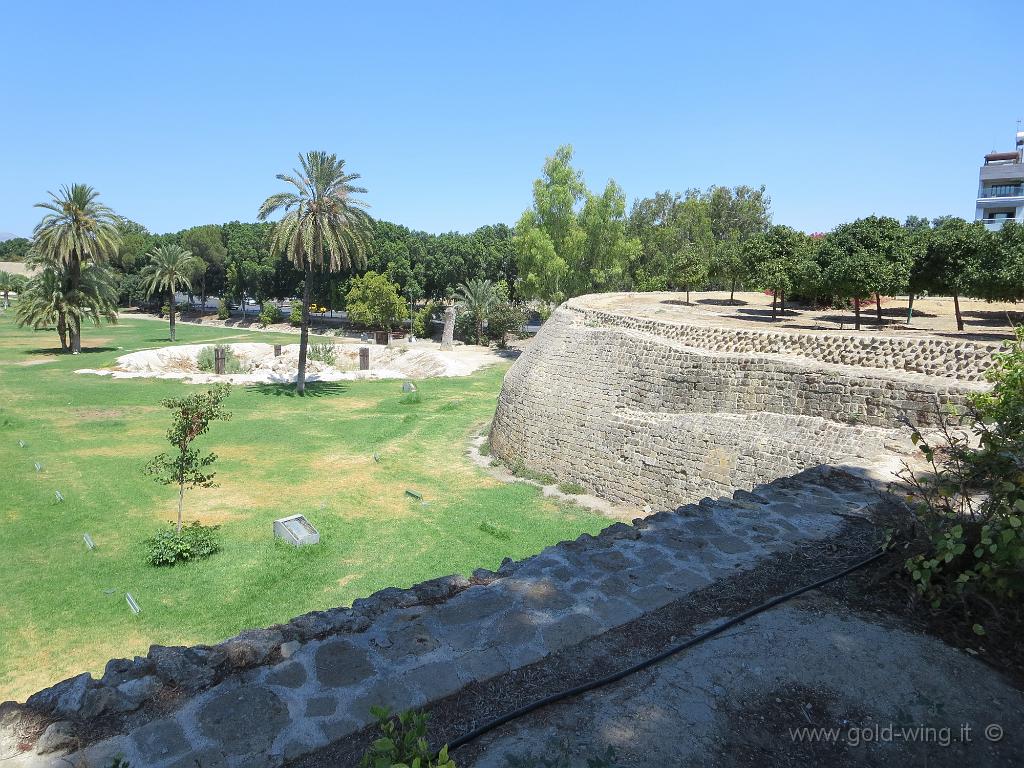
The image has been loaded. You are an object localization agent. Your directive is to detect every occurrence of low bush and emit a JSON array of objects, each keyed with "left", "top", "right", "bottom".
[
  {"left": 216, "top": 302, "right": 230, "bottom": 320},
  {"left": 411, "top": 301, "right": 437, "bottom": 339},
  {"left": 257, "top": 304, "right": 282, "bottom": 327},
  {"left": 558, "top": 482, "right": 586, "bottom": 495},
  {"left": 400, "top": 390, "right": 422, "bottom": 405},
  {"left": 290, "top": 301, "right": 303, "bottom": 326},
  {"left": 145, "top": 521, "right": 221, "bottom": 566},
  {"left": 896, "top": 327, "right": 1024, "bottom": 625},
  {"left": 359, "top": 707, "right": 455, "bottom": 768},
  {"left": 196, "top": 346, "right": 248, "bottom": 374},
  {"left": 309, "top": 341, "right": 337, "bottom": 365}
]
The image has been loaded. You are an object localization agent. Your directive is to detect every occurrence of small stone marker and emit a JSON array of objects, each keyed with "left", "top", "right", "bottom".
[
  {"left": 402, "top": 381, "right": 417, "bottom": 393},
  {"left": 125, "top": 593, "right": 141, "bottom": 615},
  {"left": 18, "top": 439, "right": 25, "bottom": 448},
  {"left": 102, "top": 588, "right": 116, "bottom": 595},
  {"left": 359, "top": 346, "right": 370, "bottom": 371},
  {"left": 274, "top": 344, "right": 282, "bottom": 356},
  {"left": 83, "top": 533, "right": 95, "bottom": 550},
  {"left": 373, "top": 452, "right": 381, "bottom": 463},
  {"left": 54, "top": 490, "right": 64, "bottom": 503},
  {"left": 273, "top": 514, "right": 320, "bottom": 546},
  {"left": 405, "top": 489, "right": 423, "bottom": 500},
  {"left": 34, "top": 462, "right": 42, "bottom": 473}
]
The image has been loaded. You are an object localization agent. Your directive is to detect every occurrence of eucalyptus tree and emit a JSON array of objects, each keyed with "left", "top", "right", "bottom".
[
  {"left": 32, "top": 184, "right": 121, "bottom": 353},
  {"left": 141, "top": 244, "right": 203, "bottom": 341},
  {"left": 456, "top": 278, "right": 497, "bottom": 345},
  {"left": 258, "top": 152, "right": 371, "bottom": 394},
  {"left": 15, "top": 252, "right": 118, "bottom": 351}
]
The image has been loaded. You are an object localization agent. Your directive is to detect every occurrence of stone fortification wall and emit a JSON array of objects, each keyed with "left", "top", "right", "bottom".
[{"left": 489, "top": 296, "right": 989, "bottom": 511}]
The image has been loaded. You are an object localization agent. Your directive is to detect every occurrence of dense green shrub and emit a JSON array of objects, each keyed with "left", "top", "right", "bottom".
[
  {"left": 359, "top": 707, "right": 455, "bottom": 768},
  {"left": 486, "top": 283, "right": 526, "bottom": 347},
  {"left": 145, "top": 521, "right": 221, "bottom": 566},
  {"left": 290, "top": 301, "right": 303, "bottom": 326},
  {"left": 411, "top": 301, "right": 437, "bottom": 338},
  {"left": 196, "top": 346, "right": 248, "bottom": 374},
  {"left": 897, "top": 327, "right": 1024, "bottom": 617},
  {"left": 216, "top": 301, "right": 230, "bottom": 320},
  {"left": 257, "top": 303, "right": 282, "bottom": 327}
]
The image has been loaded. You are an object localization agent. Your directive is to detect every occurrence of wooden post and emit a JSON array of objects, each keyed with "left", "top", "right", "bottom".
[
  {"left": 214, "top": 346, "right": 225, "bottom": 375},
  {"left": 359, "top": 347, "right": 370, "bottom": 371},
  {"left": 274, "top": 344, "right": 282, "bottom": 357}
]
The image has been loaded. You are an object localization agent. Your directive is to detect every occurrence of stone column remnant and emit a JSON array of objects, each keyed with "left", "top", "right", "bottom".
[{"left": 441, "top": 306, "right": 455, "bottom": 351}]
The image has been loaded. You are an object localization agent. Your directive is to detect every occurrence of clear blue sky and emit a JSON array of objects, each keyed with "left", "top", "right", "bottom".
[{"left": 0, "top": 1, "right": 1019, "bottom": 238}]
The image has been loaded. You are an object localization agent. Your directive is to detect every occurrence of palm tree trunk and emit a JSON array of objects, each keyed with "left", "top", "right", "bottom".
[
  {"left": 953, "top": 292, "right": 964, "bottom": 331},
  {"left": 854, "top": 297, "right": 861, "bottom": 330},
  {"left": 177, "top": 483, "right": 185, "bottom": 533},
  {"left": 69, "top": 256, "right": 82, "bottom": 353},
  {"left": 169, "top": 288, "right": 176, "bottom": 342},
  {"left": 874, "top": 292, "right": 883, "bottom": 325},
  {"left": 297, "top": 275, "right": 311, "bottom": 395},
  {"left": 57, "top": 312, "right": 69, "bottom": 352}
]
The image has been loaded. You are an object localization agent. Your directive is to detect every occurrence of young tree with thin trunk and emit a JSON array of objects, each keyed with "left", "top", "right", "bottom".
[
  {"left": 145, "top": 385, "right": 231, "bottom": 533},
  {"left": 742, "top": 225, "right": 808, "bottom": 321},
  {"left": 32, "top": 184, "right": 121, "bottom": 353},
  {"left": 141, "top": 244, "right": 203, "bottom": 341},
  {"left": 258, "top": 152, "right": 371, "bottom": 394}
]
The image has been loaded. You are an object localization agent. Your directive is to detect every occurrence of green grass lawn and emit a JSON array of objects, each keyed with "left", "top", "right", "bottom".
[{"left": 0, "top": 312, "right": 608, "bottom": 701}]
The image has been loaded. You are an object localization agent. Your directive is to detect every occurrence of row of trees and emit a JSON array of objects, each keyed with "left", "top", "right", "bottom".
[{"left": 741, "top": 216, "right": 1023, "bottom": 330}]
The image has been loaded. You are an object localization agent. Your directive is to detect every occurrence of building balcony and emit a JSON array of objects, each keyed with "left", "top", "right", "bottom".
[
  {"left": 978, "top": 184, "right": 1024, "bottom": 199},
  {"left": 979, "top": 217, "right": 1023, "bottom": 231}
]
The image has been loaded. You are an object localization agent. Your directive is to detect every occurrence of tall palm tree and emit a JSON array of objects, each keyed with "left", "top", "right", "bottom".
[
  {"left": 141, "top": 244, "right": 202, "bottom": 341},
  {"left": 258, "top": 152, "right": 371, "bottom": 394},
  {"left": 16, "top": 252, "right": 118, "bottom": 351},
  {"left": 456, "top": 278, "right": 496, "bottom": 346},
  {"left": 32, "top": 184, "right": 121, "bottom": 353}
]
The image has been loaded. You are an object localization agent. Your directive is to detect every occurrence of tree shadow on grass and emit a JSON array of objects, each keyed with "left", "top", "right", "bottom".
[
  {"left": 21, "top": 346, "right": 120, "bottom": 356},
  {"left": 246, "top": 381, "right": 350, "bottom": 398}
]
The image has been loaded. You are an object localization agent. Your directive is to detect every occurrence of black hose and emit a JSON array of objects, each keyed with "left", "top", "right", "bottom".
[{"left": 446, "top": 547, "right": 887, "bottom": 753}]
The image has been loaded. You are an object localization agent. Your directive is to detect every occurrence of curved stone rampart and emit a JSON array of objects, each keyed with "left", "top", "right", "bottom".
[{"left": 489, "top": 295, "right": 989, "bottom": 511}]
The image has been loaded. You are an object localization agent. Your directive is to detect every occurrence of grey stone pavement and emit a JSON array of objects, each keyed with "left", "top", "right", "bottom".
[
  {"left": 1, "top": 467, "right": 987, "bottom": 768},
  {"left": 467, "top": 598, "right": 1024, "bottom": 767}
]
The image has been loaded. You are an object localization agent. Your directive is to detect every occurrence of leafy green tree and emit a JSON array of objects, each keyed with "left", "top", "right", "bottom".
[
  {"left": 258, "top": 152, "right": 371, "bottom": 394},
  {"left": 0, "top": 237, "right": 31, "bottom": 261},
  {"left": 112, "top": 219, "right": 155, "bottom": 274},
  {"left": 988, "top": 221, "right": 1024, "bottom": 302},
  {"left": 667, "top": 194, "right": 714, "bottom": 302},
  {"left": 15, "top": 252, "right": 118, "bottom": 351},
  {"left": 345, "top": 270, "right": 408, "bottom": 331},
  {"left": 485, "top": 281, "right": 525, "bottom": 347},
  {"left": 141, "top": 244, "right": 203, "bottom": 341},
  {"left": 515, "top": 145, "right": 639, "bottom": 305},
  {"left": 456, "top": 277, "right": 497, "bottom": 345},
  {"left": 743, "top": 225, "right": 809, "bottom": 320},
  {"left": 706, "top": 185, "right": 770, "bottom": 297},
  {"left": 822, "top": 216, "right": 913, "bottom": 327},
  {"left": 917, "top": 218, "right": 989, "bottom": 331},
  {"left": 181, "top": 225, "right": 227, "bottom": 301},
  {"left": 145, "top": 385, "right": 232, "bottom": 532},
  {"left": 32, "top": 184, "right": 122, "bottom": 353}
]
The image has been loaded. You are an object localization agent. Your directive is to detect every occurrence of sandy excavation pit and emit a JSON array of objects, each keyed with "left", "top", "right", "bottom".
[{"left": 76, "top": 341, "right": 499, "bottom": 384}]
